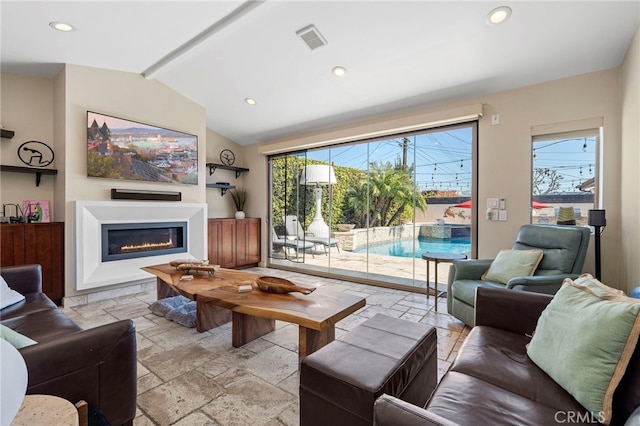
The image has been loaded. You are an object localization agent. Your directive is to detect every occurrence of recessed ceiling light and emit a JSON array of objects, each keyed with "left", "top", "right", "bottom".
[
  {"left": 49, "top": 21, "right": 75, "bottom": 32},
  {"left": 486, "top": 6, "right": 512, "bottom": 25},
  {"left": 332, "top": 66, "right": 347, "bottom": 77},
  {"left": 244, "top": 98, "right": 257, "bottom": 106}
]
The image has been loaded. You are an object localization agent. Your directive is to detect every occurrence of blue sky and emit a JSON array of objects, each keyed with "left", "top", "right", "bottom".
[
  {"left": 306, "top": 126, "right": 596, "bottom": 194},
  {"left": 307, "top": 126, "right": 474, "bottom": 193}
]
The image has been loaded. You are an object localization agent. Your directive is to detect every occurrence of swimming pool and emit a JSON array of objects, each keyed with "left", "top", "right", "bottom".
[{"left": 353, "top": 237, "right": 471, "bottom": 258}]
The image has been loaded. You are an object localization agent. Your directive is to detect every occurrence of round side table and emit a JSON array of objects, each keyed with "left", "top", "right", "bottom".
[
  {"left": 421, "top": 252, "right": 467, "bottom": 311},
  {"left": 11, "top": 394, "right": 79, "bottom": 426}
]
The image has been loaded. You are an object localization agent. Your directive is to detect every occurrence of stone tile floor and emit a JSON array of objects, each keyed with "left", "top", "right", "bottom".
[{"left": 62, "top": 267, "right": 469, "bottom": 426}]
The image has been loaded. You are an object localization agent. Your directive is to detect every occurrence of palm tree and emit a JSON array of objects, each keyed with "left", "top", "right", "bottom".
[{"left": 345, "top": 161, "right": 427, "bottom": 228}]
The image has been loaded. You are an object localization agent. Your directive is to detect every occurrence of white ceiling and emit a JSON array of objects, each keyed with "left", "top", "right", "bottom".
[{"left": 2, "top": 1, "right": 639, "bottom": 145}]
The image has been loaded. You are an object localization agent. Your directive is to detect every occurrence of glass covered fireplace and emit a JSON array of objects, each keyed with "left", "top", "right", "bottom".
[{"left": 101, "top": 222, "right": 187, "bottom": 262}]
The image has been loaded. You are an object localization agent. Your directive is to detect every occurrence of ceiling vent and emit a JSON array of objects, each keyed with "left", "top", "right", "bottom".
[{"left": 296, "top": 25, "right": 327, "bottom": 50}]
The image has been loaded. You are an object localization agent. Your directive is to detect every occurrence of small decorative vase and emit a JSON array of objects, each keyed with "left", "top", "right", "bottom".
[{"left": 235, "top": 211, "right": 245, "bottom": 219}]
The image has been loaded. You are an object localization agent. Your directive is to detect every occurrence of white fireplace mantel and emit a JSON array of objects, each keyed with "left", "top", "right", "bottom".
[{"left": 75, "top": 201, "right": 207, "bottom": 290}]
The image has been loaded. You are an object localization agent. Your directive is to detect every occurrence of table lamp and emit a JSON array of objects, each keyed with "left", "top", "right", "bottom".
[
  {"left": 0, "top": 339, "right": 28, "bottom": 425},
  {"left": 300, "top": 164, "right": 337, "bottom": 238}
]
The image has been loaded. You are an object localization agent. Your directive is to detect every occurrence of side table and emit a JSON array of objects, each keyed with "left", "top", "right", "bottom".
[
  {"left": 11, "top": 395, "right": 79, "bottom": 426},
  {"left": 421, "top": 252, "right": 467, "bottom": 311}
]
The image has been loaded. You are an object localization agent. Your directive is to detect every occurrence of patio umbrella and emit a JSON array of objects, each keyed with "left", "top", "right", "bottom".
[
  {"left": 531, "top": 201, "right": 552, "bottom": 209},
  {"left": 453, "top": 200, "right": 471, "bottom": 208},
  {"left": 452, "top": 200, "right": 552, "bottom": 209}
]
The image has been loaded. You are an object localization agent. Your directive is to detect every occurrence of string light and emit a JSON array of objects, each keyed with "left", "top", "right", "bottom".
[{"left": 582, "top": 140, "right": 587, "bottom": 152}]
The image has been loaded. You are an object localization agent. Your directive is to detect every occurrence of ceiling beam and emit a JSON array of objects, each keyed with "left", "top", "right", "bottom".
[{"left": 142, "top": 0, "right": 266, "bottom": 79}]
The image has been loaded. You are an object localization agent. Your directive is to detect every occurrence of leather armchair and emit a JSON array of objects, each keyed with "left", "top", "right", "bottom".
[
  {"left": 447, "top": 224, "right": 591, "bottom": 327},
  {"left": 1, "top": 265, "right": 137, "bottom": 425}
]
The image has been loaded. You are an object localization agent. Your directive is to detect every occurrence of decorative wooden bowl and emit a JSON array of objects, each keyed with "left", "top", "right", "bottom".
[{"left": 256, "top": 276, "right": 316, "bottom": 295}]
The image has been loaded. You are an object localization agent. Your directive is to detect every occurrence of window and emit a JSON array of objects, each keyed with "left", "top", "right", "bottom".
[
  {"left": 531, "top": 129, "right": 598, "bottom": 226},
  {"left": 268, "top": 122, "right": 477, "bottom": 293}
]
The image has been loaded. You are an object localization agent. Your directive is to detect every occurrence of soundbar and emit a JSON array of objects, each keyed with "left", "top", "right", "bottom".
[{"left": 111, "top": 188, "right": 182, "bottom": 201}]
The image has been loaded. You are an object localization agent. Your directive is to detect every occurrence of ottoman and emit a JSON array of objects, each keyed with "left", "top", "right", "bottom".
[{"left": 300, "top": 313, "right": 438, "bottom": 426}]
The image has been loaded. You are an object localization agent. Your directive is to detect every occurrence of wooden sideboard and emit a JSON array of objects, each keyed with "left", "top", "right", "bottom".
[
  {"left": 207, "top": 218, "right": 260, "bottom": 269},
  {"left": 0, "top": 222, "right": 64, "bottom": 304}
]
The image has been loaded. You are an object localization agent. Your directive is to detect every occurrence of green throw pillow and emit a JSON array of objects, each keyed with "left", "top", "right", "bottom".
[
  {"left": 0, "top": 324, "right": 37, "bottom": 349},
  {"left": 527, "top": 274, "right": 640, "bottom": 425},
  {"left": 481, "top": 249, "right": 543, "bottom": 284}
]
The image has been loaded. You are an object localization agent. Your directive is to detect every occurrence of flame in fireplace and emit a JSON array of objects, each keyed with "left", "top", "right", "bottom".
[{"left": 121, "top": 238, "right": 174, "bottom": 252}]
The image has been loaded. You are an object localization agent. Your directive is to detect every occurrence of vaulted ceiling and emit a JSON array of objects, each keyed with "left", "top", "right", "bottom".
[{"left": 2, "top": 1, "right": 638, "bottom": 145}]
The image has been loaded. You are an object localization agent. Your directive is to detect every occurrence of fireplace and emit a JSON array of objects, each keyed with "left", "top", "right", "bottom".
[
  {"left": 75, "top": 201, "right": 207, "bottom": 291},
  {"left": 101, "top": 222, "right": 187, "bottom": 262}
]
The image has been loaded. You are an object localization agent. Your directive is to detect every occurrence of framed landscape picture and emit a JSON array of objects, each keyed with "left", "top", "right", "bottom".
[
  {"left": 22, "top": 200, "right": 50, "bottom": 222},
  {"left": 87, "top": 111, "right": 198, "bottom": 185}
]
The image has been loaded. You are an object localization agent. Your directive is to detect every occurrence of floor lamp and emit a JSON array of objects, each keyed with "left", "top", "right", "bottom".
[
  {"left": 588, "top": 209, "right": 606, "bottom": 280},
  {"left": 301, "top": 164, "right": 336, "bottom": 238}
]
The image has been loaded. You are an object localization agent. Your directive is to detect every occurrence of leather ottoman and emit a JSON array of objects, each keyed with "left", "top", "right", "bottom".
[{"left": 300, "top": 313, "right": 437, "bottom": 426}]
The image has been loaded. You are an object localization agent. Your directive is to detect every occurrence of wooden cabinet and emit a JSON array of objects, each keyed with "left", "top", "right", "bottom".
[
  {"left": 208, "top": 218, "right": 260, "bottom": 269},
  {"left": 0, "top": 223, "right": 64, "bottom": 304},
  {"left": 236, "top": 218, "right": 261, "bottom": 266}
]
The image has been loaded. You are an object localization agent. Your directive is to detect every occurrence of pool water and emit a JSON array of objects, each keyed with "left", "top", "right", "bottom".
[{"left": 353, "top": 237, "right": 471, "bottom": 258}]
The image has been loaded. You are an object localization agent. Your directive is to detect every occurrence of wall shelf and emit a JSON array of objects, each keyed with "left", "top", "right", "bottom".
[
  {"left": 206, "top": 162, "right": 248, "bottom": 196},
  {"left": 206, "top": 163, "right": 249, "bottom": 178},
  {"left": 0, "top": 165, "right": 58, "bottom": 186},
  {"left": 206, "top": 183, "right": 236, "bottom": 196},
  {"left": 1, "top": 129, "right": 15, "bottom": 139}
]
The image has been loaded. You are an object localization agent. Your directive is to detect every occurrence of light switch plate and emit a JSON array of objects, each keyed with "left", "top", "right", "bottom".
[
  {"left": 487, "top": 198, "right": 499, "bottom": 209},
  {"left": 499, "top": 210, "right": 507, "bottom": 221}
]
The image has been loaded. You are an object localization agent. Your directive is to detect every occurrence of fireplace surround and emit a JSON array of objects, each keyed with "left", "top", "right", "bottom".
[{"left": 75, "top": 201, "right": 206, "bottom": 290}]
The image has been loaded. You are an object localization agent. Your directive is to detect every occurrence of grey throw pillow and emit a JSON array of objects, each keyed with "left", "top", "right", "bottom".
[
  {"left": 165, "top": 302, "right": 197, "bottom": 328},
  {"left": 148, "top": 295, "right": 190, "bottom": 317}
]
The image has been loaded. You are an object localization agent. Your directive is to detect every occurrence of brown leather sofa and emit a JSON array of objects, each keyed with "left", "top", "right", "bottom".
[
  {"left": 0, "top": 264, "right": 137, "bottom": 426},
  {"left": 374, "top": 287, "right": 640, "bottom": 426}
]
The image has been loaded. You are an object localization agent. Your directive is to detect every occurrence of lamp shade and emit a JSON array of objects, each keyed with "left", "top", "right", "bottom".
[
  {"left": 0, "top": 339, "right": 28, "bottom": 425},
  {"left": 300, "top": 165, "right": 337, "bottom": 186}
]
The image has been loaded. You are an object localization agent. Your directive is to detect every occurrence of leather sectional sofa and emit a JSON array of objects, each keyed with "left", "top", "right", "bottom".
[
  {"left": 0, "top": 264, "right": 137, "bottom": 426},
  {"left": 374, "top": 287, "right": 640, "bottom": 426}
]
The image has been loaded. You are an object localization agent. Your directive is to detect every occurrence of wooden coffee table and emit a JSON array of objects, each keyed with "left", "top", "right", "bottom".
[{"left": 142, "top": 263, "right": 366, "bottom": 360}]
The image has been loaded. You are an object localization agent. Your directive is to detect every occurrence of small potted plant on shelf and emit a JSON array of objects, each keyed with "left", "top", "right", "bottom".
[{"left": 230, "top": 188, "right": 247, "bottom": 219}]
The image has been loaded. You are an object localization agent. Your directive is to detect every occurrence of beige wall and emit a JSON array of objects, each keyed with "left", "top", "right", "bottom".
[
  {"left": 62, "top": 65, "right": 207, "bottom": 203},
  {"left": 205, "top": 127, "right": 245, "bottom": 218},
  {"left": 60, "top": 65, "right": 207, "bottom": 296},
  {"left": 0, "top": 73, "right": 56, "bottom": 216},
  {"left": 252, "top": 68, "right": 625, "bottom": 288},
  {"left": 620, "top": 26, "right": 640, "bottom": 293}
]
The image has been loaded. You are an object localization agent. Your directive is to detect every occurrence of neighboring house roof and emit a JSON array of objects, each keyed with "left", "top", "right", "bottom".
[{"left": 576, "top": 177, "right": 595, "bottom": 192}]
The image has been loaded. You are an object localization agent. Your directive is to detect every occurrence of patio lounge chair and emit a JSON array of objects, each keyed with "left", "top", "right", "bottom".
[
  {"left": 271, "top": 226, "right": 314, "bottom": 258},
  {"left": 285, "top": 215, "right": 340, "bottom": 255}
]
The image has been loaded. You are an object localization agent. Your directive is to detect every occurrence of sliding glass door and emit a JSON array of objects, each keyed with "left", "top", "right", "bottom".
[{"left": 268, "top": 122, "right": 477, "bottom": 293}]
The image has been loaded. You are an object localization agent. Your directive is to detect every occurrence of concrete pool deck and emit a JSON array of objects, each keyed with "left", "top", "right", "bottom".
[{"left": 269, "top": 245, "right": 459, "bottom": 298}]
